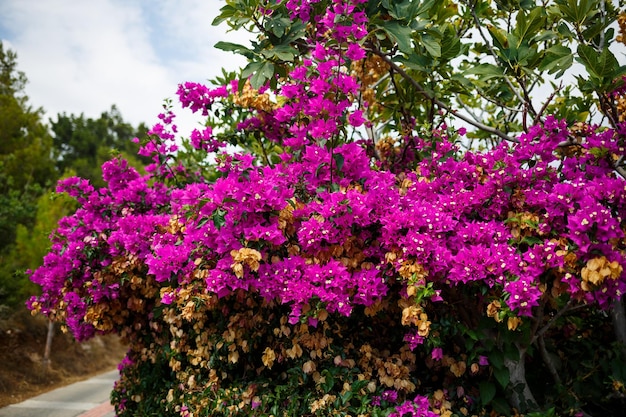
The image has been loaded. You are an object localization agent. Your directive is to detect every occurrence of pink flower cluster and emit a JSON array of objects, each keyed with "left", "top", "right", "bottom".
[{"left": 28, "top": 112, "right": 626, "bottom": 340}]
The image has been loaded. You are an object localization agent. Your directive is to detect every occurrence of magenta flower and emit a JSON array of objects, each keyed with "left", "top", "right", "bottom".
[{"left": 431, "top": 347, "right": 443, "bottom": 361}]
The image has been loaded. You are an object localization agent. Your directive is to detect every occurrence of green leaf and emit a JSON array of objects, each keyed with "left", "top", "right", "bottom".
[
  {"left": 262, "top": 44, "right": 297, "bottom": 62},
  {"left": 489, "top": 350, "right": 504, "bottom": 369},
  {"left": 577, "top": 44, "right": 619, "bottom": 80},
  {"left": 487, "top": 25, "right": 508, "bottom": 51},
  {"left": 242, "top": 61, "right": 264, "bottom": 79},
  {"left": 214, "top": 41, "right": 255, "bottom": 60},
  {"left": 514, "top": 7, "right": 546, "bottom": 46},
  {"left": 421, "top": 34, "right": 441, "bottom": 58},
  {"left": 557, "top": 0, "right": 597, "bottom": 26},
  {"left": 479, "top": 381, "right": 496, "bottom": 404},
  {"left": 321, "top": 370, "right": 335, "bottom": 393},
  {"left": 332, "top": 153, "right": 345, "bottom": 173},
  {"left": 408, "top": 0, "right": 436, "bottom": 19},
  {"left": 249, "top": 62, "right": 275, "bottom": 89},
  {"left": 265, "top": 17, "right": 291, "bottom": 38},
  {"left": 398, "top": 53, "right": 430, "bottom": 72},
  {"left": 212, "top": 5, "right": 237, "bottom": 26},
  {"left": 378, "top": 21, "right": 414, "bottom": 54},
  {"left": 494, "top": 365, "right": 510, "bottom": 388},
  {"left": 491, "top": 397, "right": 512, "bottom": 415},
  {"left": 281, "top": 21, "right": 307, "bottom": 44},
  {"left": 440, "top": 27, "right": 462, "bottom": 60},
  {"left": 212, "top": 208, "right": 227, "bottom": 229},
  {"left": 464, "top": 63, "right": 505, "bottom": 81},
  {"left": 340, "top": 391, "right": 353, "bottom": 404},
  {"left": 539, "top": 45, "right": 573, "bottom": 78}
]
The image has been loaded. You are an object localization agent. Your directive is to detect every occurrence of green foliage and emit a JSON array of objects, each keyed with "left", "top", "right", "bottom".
[
  {"left": 0, "top": 42, "right": 57, "bottom": 253},
  {"left": 0, "top": 42, "right": 148, "bottom": 311},
  {"left": 0, "top": 190, "right": 76, "bottom": 308},
  {"left": 50, "top": 105, "right": 150, "bottom": 186},
  {"left": 214, "top": 0, "right": 624, "bottom": 144}
]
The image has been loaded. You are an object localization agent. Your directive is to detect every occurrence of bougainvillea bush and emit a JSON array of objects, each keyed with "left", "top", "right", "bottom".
[{"left": 29, "top": 0, "right": 626, "bottom": 416}]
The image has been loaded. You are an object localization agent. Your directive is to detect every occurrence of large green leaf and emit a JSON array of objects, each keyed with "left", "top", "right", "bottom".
[
  {"left": 514, "top": 7, "right": 546, "bottom": 46},
  {"left": 241, "top": 61, "right": 264, "bottom": 79},
  {"left": 487, "top": 25, "right": 508, "bottom": 51},
  {"left": 557, "top": 0, "right": 597, "bottom": 26},
  {"left": 577, "top": 44, "right": 619, "bottom": 79},
  {"left": 421, "top": 33, "right": 441, "bottom": 58},
  {"left": 249, "top": 61, "right": 275, "bottom": 89},
  {"left": 214, "top": 41, "right": 255, "bottom": 60},
  {"left": 211, "top": 4, "right": 237, "bottom": 26},
  {"left": 261, "top": 44, "right": 297, "bottom": 62},
  {"left": 479, "top": 381, "right": 496, "bottom": 404},
  {"left": 265, "top": 17, "right": 292, "bottom": 38},
  {"left": 494, "top": 365, "right": 510, "bottom": 389},
  {"left": 538, "top": 45, "right": 573, "bottom": 77},
  {"left": 378, "top": 21, "right": 414, "bottom": 54},
  {"left": 464, "top": 63, "right": 505, "bottom": 81}
]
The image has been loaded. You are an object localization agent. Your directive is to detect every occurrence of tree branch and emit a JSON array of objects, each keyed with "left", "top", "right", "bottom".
[
  {"left": 366, "top": 44, "right": 518, "bottom": 143},
  {"left": 537, "top": 334, "right": 562, "bottom": 385}
]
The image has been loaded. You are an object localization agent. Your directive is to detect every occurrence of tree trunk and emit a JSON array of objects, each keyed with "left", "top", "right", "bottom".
[
  {"left": 611, "top": 299, "right": 626, "bottom": 356},
  {"left": 42, "top": 320, "right": 54, "bottom": 369},
  {"left": 504, "top": 345, "right": 537, "bottom": 412}
]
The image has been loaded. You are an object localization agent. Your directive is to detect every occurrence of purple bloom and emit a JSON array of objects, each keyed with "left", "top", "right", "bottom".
[{"left": 431, "top": 347, "right": 443, "bottom": 361}]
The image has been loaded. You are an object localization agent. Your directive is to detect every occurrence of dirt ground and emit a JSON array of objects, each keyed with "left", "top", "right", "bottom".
[{"left": 0, "top": 307, "right": 127, "bottom": 408}]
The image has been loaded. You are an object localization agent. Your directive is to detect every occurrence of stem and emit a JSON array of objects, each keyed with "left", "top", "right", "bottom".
[
  {"left": 258, "top": 135, "right": 271, "bottom": 166},
  {"left": 531, "top": 300, "right": 580, "bottom": 344},
  {"left": 470, "top": 7, "right": 528, "bottom": 109},
  {"left": 599, "top": 0, "right": 606, "bottom": 50},
  {"left": 537, "top": 334, "right": 562, "bottom": 385},
  {"left": 611, "top": 299, "right": 626, "bottom": 356},
  {"left": 533, "top": 84, "right": 562, "bottom": 125}
]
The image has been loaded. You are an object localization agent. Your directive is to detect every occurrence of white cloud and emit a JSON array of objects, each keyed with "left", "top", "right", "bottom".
[{"left": 0, "top": 0, "right": 249, "bottom": 135}]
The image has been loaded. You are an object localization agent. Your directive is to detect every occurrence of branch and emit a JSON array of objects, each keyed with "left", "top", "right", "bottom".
[
  {"left": 533, "top": 84, "right": 562, "bottom": 125},
  {"left": 366, "top": 44, "right": 518, "bottom": 143},
  {"left": 537, "top": 334, "right": 562, "bottom": 385},
  {"left": 531, "top": 300, "right": 589, "bottom": 344},
  {"left": 456, "top": 95, "right": 485, "bottom": 123}
]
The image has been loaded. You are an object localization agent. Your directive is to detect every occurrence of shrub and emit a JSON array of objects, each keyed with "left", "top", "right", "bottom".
[{"left": 30, "top": 1, "right": 626, "bottom": 416}]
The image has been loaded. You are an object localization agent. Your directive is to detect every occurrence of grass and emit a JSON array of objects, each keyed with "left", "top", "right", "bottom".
[{"left": 0, "top": 306, "right": 127, "bottom": 408}]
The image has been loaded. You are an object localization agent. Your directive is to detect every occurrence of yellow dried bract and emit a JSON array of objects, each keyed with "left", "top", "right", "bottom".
[
  {"left": 486, "top": 300, "right": 502, "bottom": 322},
  {"left": 232, "top": 80, "right": 274, "bottom": 112},
  {"left": 230, "top": 247, "right": 262, "bottom": 278},
  {"left": 398, "top": 259, "right": 428, "bottom": 280},
  {"left": 618, "top": 12, "right": 626, "bottom": 46},
  {"left": 351, "top": 54, "right": 389, "bottom": 107},
  {"left": 581, "top": 256, "right": 623, "bottom": 291},
  {"left": 507, "top": 316, "right": 523, "bottom": 331},
  {"left": 261, "top": 347, "right": 276, "bottom": 369}
]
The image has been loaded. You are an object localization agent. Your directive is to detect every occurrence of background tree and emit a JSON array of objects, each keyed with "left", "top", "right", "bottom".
[
  {"left": 0, "top": 190, "right": 75, "bottom": 308},
  {"left": 0, "top": 42, "right": 56, "bottom": 255},
  {"left": 0, "top": 42, "right": 149, "bottom": 310},
  {"left": 50, "top": 106, "right": 150, "bottom": 187}
]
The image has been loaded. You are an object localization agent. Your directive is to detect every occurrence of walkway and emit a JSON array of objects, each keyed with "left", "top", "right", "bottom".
[{"left": 0, "top": 370, "right": 117, "bottom": 417}]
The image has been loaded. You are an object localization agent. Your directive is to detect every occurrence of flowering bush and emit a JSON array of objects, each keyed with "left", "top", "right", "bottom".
[{"left": 29, "top": 1, "right": 626, "bottom": 416}]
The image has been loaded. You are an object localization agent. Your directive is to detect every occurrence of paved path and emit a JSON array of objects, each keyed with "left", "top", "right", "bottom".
[{"left": 0, "top": 370, "right": 117, "bottom": 417}]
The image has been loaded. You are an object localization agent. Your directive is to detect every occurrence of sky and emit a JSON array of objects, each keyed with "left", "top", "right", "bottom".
[{"left": 0, "top": 0, "right": 250, "bottom": 135}]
